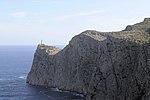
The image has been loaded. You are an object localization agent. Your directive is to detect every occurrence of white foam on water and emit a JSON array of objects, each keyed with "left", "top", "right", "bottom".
[
  {"left": 51, "top": 88, "right": 84, "bottom": 97},
  {"left": 75, "top": 93, "right": 85, "bottom": 97},
  {"left": 50, "top": 87, "right": 61, "bottom": 92},
  {"left": 53, "top": 88, "right": 61, "bottom": 92},
  {"left": 0, "top": 78, "right": 12, "bottom": 81},
  {"left": 18, "top": 76, "right": 27, "bottom": 80}
]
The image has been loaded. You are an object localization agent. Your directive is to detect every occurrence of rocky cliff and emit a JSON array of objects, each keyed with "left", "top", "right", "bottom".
[{"left": 27, "top": 18, "right": 150, "bottom": 100}]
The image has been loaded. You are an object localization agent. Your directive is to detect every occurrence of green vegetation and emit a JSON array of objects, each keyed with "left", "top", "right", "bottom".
[
  {"left": 111, "top": 30, "right": 150, "bottom": 44},
  {"left": 130, "top": 23, "right": 150, "bottom": 31},
  {"left": 82, "top": 18, "right": 150, "bottom": 44},
  {"left": 83, "top": 30, "right": 107, "bottom": 41}
]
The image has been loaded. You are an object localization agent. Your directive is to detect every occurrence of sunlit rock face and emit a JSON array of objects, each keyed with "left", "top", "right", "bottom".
[{"left": 27, "top": 18, "right": 150, "bottom": 100}]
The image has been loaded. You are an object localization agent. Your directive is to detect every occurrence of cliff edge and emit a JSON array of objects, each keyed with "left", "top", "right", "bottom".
[{"left": 27, "top": 18, "right": 150, "bottom": 100}]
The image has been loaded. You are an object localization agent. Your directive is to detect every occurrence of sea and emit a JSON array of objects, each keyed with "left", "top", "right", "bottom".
[{"left": 0, "top": 45, "right": 85, "bottom": 100}]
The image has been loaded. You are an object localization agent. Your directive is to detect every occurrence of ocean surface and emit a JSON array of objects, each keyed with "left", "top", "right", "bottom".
[{"left": 0, "top": 46, "right": 85, "bottom": 100}]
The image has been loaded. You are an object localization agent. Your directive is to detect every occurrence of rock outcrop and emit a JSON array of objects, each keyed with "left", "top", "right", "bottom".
[{"left": 27, "top": 18, "right": 150, "bottom": 100}]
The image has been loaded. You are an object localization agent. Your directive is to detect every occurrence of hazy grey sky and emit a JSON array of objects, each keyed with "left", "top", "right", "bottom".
[{"left": 0, "top": 0, "right": 150, "bottom": 45}]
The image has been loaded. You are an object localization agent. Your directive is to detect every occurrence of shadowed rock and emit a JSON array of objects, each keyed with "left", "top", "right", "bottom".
[{"left": 27, "top": 18, "right": 150, "bottom": 100}]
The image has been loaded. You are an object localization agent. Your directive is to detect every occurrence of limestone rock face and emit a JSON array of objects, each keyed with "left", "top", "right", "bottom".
[{"left": 27, "top": 18, "right": 150, "bottom": 100}]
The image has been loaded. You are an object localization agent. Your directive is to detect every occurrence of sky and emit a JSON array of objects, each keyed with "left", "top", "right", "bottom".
[{"left": 0, "top": 0, "right": 150, "bottom": 45}]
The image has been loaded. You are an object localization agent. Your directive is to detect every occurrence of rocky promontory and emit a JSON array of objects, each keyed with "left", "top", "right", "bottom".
[{"left": 27, "top": 18, "right": 150, "bottom": 100}]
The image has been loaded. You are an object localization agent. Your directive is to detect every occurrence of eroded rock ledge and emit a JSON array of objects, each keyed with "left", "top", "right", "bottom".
[{"left": 27, "top": 18, "right": 150, "bottom": 100}]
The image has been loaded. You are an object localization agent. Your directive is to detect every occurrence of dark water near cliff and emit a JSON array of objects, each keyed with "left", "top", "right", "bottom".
[{"left": 0, "top": 46, "right": 85, "bottom": 100}]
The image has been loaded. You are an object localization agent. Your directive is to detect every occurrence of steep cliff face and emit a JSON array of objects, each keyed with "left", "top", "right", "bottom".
[{"left": 27, "top": 18, "right": 150, "bottom": 100}]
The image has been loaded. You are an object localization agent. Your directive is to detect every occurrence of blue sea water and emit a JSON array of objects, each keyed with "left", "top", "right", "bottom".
[{"left": 0, "top": 46, "right": 85, "bottom": 100}]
